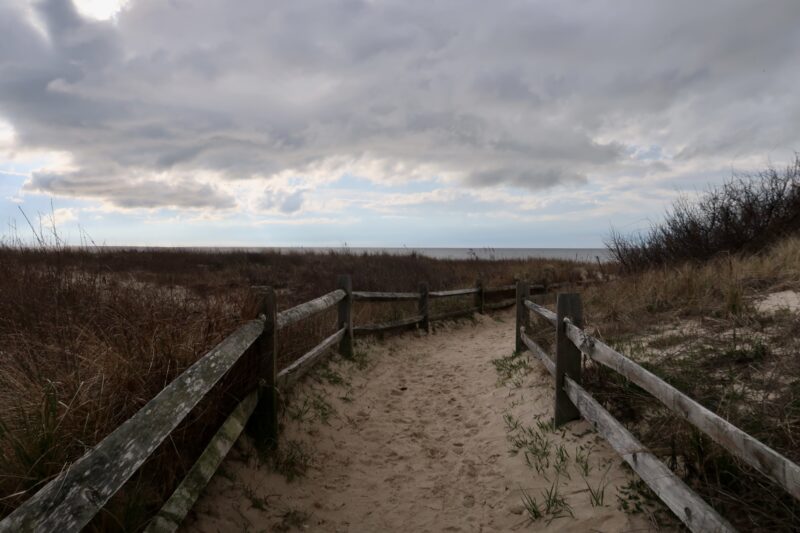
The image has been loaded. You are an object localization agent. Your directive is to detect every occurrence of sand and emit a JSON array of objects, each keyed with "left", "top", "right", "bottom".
[
  {"left": 185, "top": 310, "right": 658, "bottom": 532},
  {"left": 756, "top": 290, "right": 800, "bottom": 314}
]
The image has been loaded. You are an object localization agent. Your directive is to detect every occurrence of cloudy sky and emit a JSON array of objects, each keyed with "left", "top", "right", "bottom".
[{"left": 1, "top": 0, "right": 798, "bottom": 247}]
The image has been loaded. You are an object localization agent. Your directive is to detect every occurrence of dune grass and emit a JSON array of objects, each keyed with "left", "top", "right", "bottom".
[
  {"left": 525, "top": 236, "right": 800, "bottom": 531},
  {"left": 0, "top": 241, "right": 599, "bottom": 530}
]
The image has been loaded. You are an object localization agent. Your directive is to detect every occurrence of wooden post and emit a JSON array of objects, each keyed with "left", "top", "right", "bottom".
[
  {"left": 515, "top": 280, "right": 529, "bottom": 353},
  {"left": 418, "top": 282, "right": 430, "bottom": 333},
  {"left": 476, "top": 279, "right": 485, "bottom": 314},
  {"left": 337, "top": 274, "right": 353, "bottom": 358},
  {"left": 245, "top": 286, "right": 278, "bottom": 447},
  {"left": 555, "top": 293, "right": 583, "bottom": 427}
]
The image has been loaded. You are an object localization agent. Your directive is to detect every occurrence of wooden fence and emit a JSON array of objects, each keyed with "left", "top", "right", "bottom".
[
  {"left": 6, "top": 275, "right": 794, "bottom": 533},
  {"left": 518, "top": 282, "right": 800, "bottom": 533},
  {"left": 0, "top": 276, "right": 524, "bottom": 533}
]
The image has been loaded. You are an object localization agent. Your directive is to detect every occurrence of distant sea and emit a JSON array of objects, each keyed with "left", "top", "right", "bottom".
[
  {"left": 384, "top": 248, "right": 613, "bottom": 262},
  {"left": 198, "top": 247, "right": 612, "bottom": 262},
  {"left": 112, "top": 246, "right": 611, "bottom": 262}
]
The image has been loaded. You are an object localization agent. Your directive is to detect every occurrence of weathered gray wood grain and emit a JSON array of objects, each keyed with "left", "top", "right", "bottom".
[
  {"left": 429, "top": 288, "right": 480, "bottom": 298},
  {"left": 276, "top": 328, "right": 346, "bottom": 390},
  {"left": 351, "top": 291, "right": 420, "bottom": 301},
  {"left": 524, "top": 299, "right": 557, "bottom": 326},
  {"left": 563, "top": 375, "right": 736, "bottom": 533},
  {"left": 0, "top": 319, "right": 264, "bottom": 533},
  {"left": 143, "top": 391, "right": 258, "bottom": 533},
  {"left": 276, "top": 289, "right": 345, "bottom": 329},
  {"left": 564, "top": 321, "right": 800, "bottom": 502}
]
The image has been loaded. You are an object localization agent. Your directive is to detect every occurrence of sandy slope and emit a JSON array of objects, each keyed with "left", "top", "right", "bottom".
[{"left": 185, "top": 310, "right": 657, "bottom": 532}]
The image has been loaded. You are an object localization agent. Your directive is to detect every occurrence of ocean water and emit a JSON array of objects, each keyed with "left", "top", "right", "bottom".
[
  {"left": 112, "top": 246, "right": 612, "bottom": 262},
  {"left": 249, "top": 247, "right": 612, "bottom": 262}
]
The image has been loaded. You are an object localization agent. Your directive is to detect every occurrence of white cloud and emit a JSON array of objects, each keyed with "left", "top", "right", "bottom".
[
  {"left": 73, "top": 0, "right": 128, "bottom": 20},
  {"left": 0, "top": 0, "right": 798, "bottom": 242},
  {"left": 52, "top": 206, "right": 77, "bottom": 224}
]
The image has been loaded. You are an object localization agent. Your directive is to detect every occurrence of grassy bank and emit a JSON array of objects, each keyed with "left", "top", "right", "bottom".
[
  {"left": 574, "top": 162, "right": 800, "bottom": 529},
  {"left": 527, "top": 236, "right": 800, "bottom": 531},
  {"left": 0, "top": 245, "right": 599, "bottom": 530}
]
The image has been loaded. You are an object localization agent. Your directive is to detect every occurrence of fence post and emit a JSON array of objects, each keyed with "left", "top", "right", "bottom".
[
  {"left": 476, "top": 279, "right": 485, "bottom": 314},
  {"left": 555, "top": 293, "right": 583, "bottom": 427},
  {"left": 515, "top": 280, "right": 529, "bottom": 352},
  {"left": 419, "top": 282, "right": 430, "bottom": 333},
  {"left": 337, "top": 274, "right": 353, "bottom": 358},
  {"left": 245, "top": 286, "right": 278, "bottom": 447}
]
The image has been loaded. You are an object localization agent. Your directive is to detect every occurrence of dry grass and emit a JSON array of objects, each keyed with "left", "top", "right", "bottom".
[
  {"left": 0, "top": 243, "right": 599, "bottom": 530},
  {"left": 527, "top": 236, "right": 800, "bottom": 531}
]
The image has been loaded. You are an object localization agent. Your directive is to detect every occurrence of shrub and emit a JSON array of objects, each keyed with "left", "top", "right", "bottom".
[{"left": 607, "top": 156, "right": 800, "bottom": 271}]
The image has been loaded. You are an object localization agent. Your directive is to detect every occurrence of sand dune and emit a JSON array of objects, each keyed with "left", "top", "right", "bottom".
[{"left": 185, "top": 310, "right": 658, "bottom": 532}]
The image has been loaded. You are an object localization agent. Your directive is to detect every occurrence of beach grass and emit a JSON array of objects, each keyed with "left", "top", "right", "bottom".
[{"left": 0, "top": 239, "right": 598, "bottom": 530}]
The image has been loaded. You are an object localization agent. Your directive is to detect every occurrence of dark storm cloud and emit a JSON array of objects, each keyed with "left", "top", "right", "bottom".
[{"left": 2, "top": 0, "right": 800, "bottom": 209}]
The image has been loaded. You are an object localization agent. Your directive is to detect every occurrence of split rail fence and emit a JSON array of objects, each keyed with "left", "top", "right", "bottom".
[
  {"left": 4, "top": 276, "right": 798, "bottom": 532},
  {"left": 517, "top": 281, "right": 800, "bottom": 533},
  {"left": 0, "top": 275, "right": 529, "bottom": 533}
]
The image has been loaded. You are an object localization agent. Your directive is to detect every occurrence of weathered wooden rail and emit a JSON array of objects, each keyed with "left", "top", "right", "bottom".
[
  {"left": 0, "top": 276, "right": 522, "bottom": 532},
  {"left": 517, "top": 282, "right": 800, "bottom": 533},
  {"left": 349, "top": 281, "right": 544, "bottom": 334},
  {"left": 11, "top": 272, "right": 782, "bottom": 533}
]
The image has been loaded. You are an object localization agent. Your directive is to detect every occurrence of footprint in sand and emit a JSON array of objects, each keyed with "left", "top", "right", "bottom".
[{"left": 188, "top": 309, "right": 656, "bottom": 533}]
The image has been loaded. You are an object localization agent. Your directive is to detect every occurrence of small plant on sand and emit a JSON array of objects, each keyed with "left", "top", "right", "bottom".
[
  {"left": 272, "top": 439, "right": 312, "bottom": 482},
  {"left": 523, "top": 449, "right": 551, "bottom": 477},
  {"left": 535, "top": 417, "right": 556, "bottom": 434},
  {"left": 338, "top": 388, "right": 354, "bottom": 403},
  {"left": 503, "top": 412, "right": 521, "bottom": 433},
  {"left": 349, "top": 347, "right": 370, "bottom": 370},
  {"left": 492, "top": 351, "right": 531, "bottom": 385},
  {"left": 574, "top": 444, "right": 593, "bottom": 477},
  {"left": 242, "top": 484, "right": 268, "bottom": 511},
  {"left": 287, "top": 397, "right": 312, "bottom": 422},
  {"left": 315, "top": 362, "right": 348, "bottom": 386},
  {"left": 583, "top": 464, "right": 612, "bottom": 507},
  {"left": 541, "top": 478, "right": 574, "bottom": 523},
  {"left": 616, "top": 478, "right": 657, "bottom": 516},
  {"left": 507, "top": 421, "right": 554, "bottom": 476},
  {"left": 310, "top": 392, "right": 334, "bottom": 424},
  {"left": 519, "top": 488, "right": 543, "bottom": 521},
  {"left": 288, "top": 391, "right": 335, "bottom": 425},
  {"left": 554, "top": 444, "right": 571, "bottom": 479}
]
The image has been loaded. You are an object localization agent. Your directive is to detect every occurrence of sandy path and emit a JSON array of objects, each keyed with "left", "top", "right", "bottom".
[{"left": 186, "top": 310, "right": 657, "bottom": 532}]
